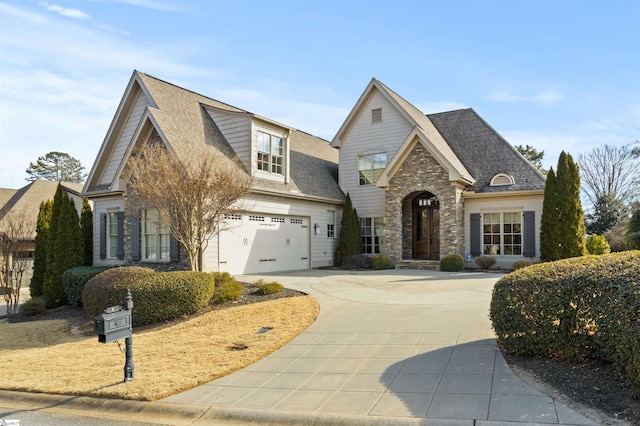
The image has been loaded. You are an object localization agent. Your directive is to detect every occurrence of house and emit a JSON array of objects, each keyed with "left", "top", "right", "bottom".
[
  {"left": 332, "top": 79, "right": 546, "bottom": 269},
  {"left": 83, "top": 71, "right": 344, "bottom": 274},
  {"left": 0, "top": 180, "right": 85, "bottom": 281},
  {"left": 83, "top": 72, "right": 545, "bottom": 274}
]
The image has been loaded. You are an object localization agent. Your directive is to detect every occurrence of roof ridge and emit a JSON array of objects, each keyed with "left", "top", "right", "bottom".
[
  {"left": 137, "top": 70, "right": 251, "bottom": 114},
  {"left": 426, "top": 107, "right": 474, "bottom": 117}
]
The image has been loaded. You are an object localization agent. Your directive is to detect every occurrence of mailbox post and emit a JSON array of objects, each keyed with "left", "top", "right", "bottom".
[{"left": 94, "top": 289, "right": 134, "bottom": 382}]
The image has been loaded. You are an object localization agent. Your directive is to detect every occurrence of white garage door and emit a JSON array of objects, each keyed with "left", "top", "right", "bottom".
[{"left": 219, "top": 214, "right": 310, "bottom": 274}]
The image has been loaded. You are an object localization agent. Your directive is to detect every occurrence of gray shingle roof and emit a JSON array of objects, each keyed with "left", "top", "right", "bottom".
[
  {"left": 136, "top": 72, "right": 343, "bottom": 202},
  {"left": 427, "top": 109, "right": 546, "bottom": 192}
]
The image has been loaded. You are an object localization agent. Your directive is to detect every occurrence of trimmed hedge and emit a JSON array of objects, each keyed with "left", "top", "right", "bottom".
[
  {"left": 511, "top": 260, "right": 533, "bottom": 270},
  {"left": 371, "top": 254, "right": 393, "bottom": 270},
  {"left": 474, "top": 255, "right": 497, "bottom": 269},
  {"left": 63, "top": 266, "right": 114, "bottom": 307},
  {"left": 490, "top": 251, "right": 640, "bottom": 396},
  {"left": 440, "top": 254, "right": 464, "bottom": 272},
  {"left": 82, "top": 267, "right": 215, "bottom": 326}
]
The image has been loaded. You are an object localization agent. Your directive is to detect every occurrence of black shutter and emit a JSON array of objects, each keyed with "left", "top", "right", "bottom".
[
  {"left": 131, "top": 216, "right": 141, "bottom": 261},
  {"left": 170, "top": 235, "right": 180, "bottom": 262},
  {"left": 470, "top": 213, "right": 482, "bottom": 256},
  {"left": 99, "top": 213, "right": 106, "bottom": 259},
  {"left": 523, "top": 211, "right": 536, "bottom": 258},
  {"left": 116, "top": 212, "right": 125, "bottom": 259}
]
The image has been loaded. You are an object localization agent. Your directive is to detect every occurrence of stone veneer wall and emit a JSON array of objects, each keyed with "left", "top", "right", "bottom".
[{"left": 385, "top": 142, "right": 465, "bottom": 262}]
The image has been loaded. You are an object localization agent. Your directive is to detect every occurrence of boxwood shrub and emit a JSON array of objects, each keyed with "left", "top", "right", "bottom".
[
  {"left": 440, "top": 254, "right": 464, "bottom": 272},
  {"left": 82, "top": 267, "right": 215, "bottom": 326},
  {"left": 490, "top": 251, "right": 640, "bottom": 396},
  {"left": 212, "top": 272, "right": 244, "bottom": 303},
  {"left": 255, "top": 279, "right": 284, "bottom": 295},
  {"left": 474, "top": 255, "right": 497, "bottom": 269},
  {"left": 371, "top": 254, "right": 393, "bottom": 270},
  {"left": 63, "top": 266, "right": 115, "bottom": 307}
]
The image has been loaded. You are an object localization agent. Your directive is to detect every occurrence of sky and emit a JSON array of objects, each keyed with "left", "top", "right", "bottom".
[{"left": 0, "top": 0, "right": 638, "bottom": 190}]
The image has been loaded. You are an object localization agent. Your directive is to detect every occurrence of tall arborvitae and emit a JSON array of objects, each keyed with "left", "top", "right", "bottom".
[
  {"left": 80, "top": 198, "right": 93, "bottom": 266},
  {"left": 44, "top": 193, "right": 83, "bottom": 307},
  {"left": 336, "top": 193, "right": 362, "bottom": 266},
  {"left": 540, "top": 167, "right": 559, "bottom": 261},
  {"left": 555, "top": 151, "right": 586, "bottom": 258},
  {"left": 43, "top": 183, "right": 65, "bottom": 306},
  {"left": 541, "top": 152, "right": 586, "bottom": 262},
  {"left": 30, "top": 200, "right": 53, "bottom": 297}
]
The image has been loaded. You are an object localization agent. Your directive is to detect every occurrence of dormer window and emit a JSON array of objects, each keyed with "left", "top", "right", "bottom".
[
  {"left": 490, "top": 173, "right": 515, "bottom": 186},
  {"left": 257, "top": 131, "right": 284, "bottom": 175},
  {"left": 372, "top": 108, "right": 382, "bottom": 123}
]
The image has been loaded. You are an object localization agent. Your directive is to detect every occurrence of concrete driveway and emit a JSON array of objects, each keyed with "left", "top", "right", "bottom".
[{"left": 162, "top": 269, "right": 597, "bottom": 425}]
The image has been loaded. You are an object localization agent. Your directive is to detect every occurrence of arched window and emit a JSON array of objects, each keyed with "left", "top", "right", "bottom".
[{"left": 490, "top": 173, "right": 515, "bottom": 186}]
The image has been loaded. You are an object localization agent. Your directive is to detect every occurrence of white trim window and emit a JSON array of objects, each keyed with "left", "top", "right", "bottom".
[
  {"left": 257, "top": 131, "right": 284, "bottom": 175},
  {"left": 327, "top": 210, "right": 335, "bottom": 238},
  {"left": 483, "top": 212, "right": 522, "bottom": 255},
  {"left": 361, "top": 217, "right": 386, "bottom": 254},
  {"left": 142, "top": 209, "right": 170, "bottom": 261},
  {"left": 107, "top": 212, "right": 119, "bottom": 259},
  {"left": 358, "top": 153, "right": 387, "bottom": 185}
]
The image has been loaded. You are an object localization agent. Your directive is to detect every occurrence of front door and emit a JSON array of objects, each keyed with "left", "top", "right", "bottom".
[{"left": 413, "top": 205, "right": 440, "bottom": 260}]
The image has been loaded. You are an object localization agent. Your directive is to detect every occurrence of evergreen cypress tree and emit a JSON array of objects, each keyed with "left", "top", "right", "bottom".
[
  {"left": 30, "top": 200, "right": 53, "bottom": 297},
  {"left": 43, "top": 183, "right": 64, "bottom": 305},
  {"left": 80, "top": 198, "right": 93, "bottom": 266},
  {"left": 556, "top": 151, "right": 586, "bottom": 258},
  {"left": 540, "top": 167, "right": 559, "bottom": 261},
  {"left": 627, "top": 209, "right": 640, "bottom": 250},
  {"left": 44, "top": 193, "right": 83, "bottom": 307},
  {"left": 336, "top": 193, "right": 362, "bottom": 265}
]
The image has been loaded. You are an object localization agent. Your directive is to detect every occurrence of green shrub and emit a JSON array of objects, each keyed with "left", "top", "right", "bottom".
[
  {"left": 490, "top": 251, "right": 640, "bottom": 396},
  {"left": 475, "top": 256, "right": 497, "bottom": 269},
  {"left": 63, "top": 266, "right": 114, "bottom": 307},
  {"left": 585, "top": 234, "right": 611, "bottom": 255},
  {"left": 371, "top": 254, "right": 393, "bottom": 270},
  {"left": 512, "top": 260, "right": 533, "bottom": 270},
  {"left": 82, "top": 267, "right": 215, "bottom": 326},
  {"left": 19, "top": 296, "right": 46, "bottom": 316},
  {"left": 255, "top": 279, "right": 283, "bottom": 295},
  {"left": 440, "top": 254, "right": 464, "bottom": 272},
  {"left": 213, "top": 273, "right": 244, "bottom": 303}
]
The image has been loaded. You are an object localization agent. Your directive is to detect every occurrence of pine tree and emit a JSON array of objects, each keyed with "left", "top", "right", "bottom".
[
  {"left": 540, "top": 167, "right": 559, "bottom": 261},
  {"left": 80, "top": 198, "right": 93, "bottom": 266},
  {"left": 555, "top": 152, "right": 586, "bottom": 258},
  {"left": 627, "top": 209, "right": 640, "bottom": 250},
  {"left": 30, "top": 200, "right": 53, "bottom": 297},
  {"left": 336, "top": 193, "right": 362, "bottom": 265}
]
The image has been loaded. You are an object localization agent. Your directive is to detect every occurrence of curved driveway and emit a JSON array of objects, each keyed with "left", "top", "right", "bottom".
[{"left": 163, "top": 269, "right": 597, "bottom": 425}]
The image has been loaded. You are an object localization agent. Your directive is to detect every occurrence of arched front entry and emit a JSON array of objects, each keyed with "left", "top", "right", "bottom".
[{"left": 412, "top": 192, "right": 440, "bottom": 260}]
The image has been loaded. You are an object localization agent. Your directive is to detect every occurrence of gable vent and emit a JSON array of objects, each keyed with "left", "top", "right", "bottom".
[
  {"left": 372, "top": 108, "right": 382, "bottom": 123},
  {"left": 490, "top": 173, "right": 515, "bottom": 186}
]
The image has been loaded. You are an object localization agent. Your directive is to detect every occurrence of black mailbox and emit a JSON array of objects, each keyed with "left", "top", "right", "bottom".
[{"left": 95, "top": 305, "right": 132, "bottom": 343}]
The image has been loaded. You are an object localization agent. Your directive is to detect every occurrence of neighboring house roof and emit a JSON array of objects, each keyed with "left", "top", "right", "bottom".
[
  {"left": 0, "top": 180, "right": 84, "bottom": 238},
  {"left": 84, "top": 71, "right": 343, "bottom": 203},
  {"left": 427, "top": 109, "right": 546, "bottom": 193}
]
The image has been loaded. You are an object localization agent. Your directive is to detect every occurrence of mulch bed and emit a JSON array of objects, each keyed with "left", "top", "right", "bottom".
[{"left": 504, "top": 352, "right": 640, "bottom": 425}]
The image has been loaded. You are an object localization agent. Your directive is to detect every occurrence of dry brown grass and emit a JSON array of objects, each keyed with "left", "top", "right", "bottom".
[{"left": 0, "top": 296, "right": 318, "bottom": 401}]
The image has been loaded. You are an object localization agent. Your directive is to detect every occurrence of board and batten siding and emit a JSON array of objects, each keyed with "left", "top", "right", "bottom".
[
  {"left": 206, "top": 110, "right": 252, "bottom": 169},
  {"left": 338, "top": 89, "right": 413, "bottom": 218},
  {"left": 202, "top": 194, "right": 342, "bottom": 273},
  {"left": 101, "top": 91, "right": 150, "bottom": 186},
  {"left": 464, "top": 194, "right": 543, "bottom": 268},
  {"left": 92, "top": 197, "right": 125, "bottom": 266}
]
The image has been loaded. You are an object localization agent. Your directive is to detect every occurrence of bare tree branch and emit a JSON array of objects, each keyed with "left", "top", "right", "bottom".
[
  {"left": 0, "top": 209, "right": 35, "bottom": 315},
  {"left": 125, "top": 144, "right": 252, "bottom": 271}
]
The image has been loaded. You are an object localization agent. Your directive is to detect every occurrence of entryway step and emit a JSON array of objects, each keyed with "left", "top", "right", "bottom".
[{"left": 395, "top": 259, "right": 440, "bottom": 270}]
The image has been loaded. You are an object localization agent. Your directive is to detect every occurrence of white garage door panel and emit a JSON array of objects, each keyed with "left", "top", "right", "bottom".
[{"left": 219, "top": 215, "right": 309, "bottom": 274}]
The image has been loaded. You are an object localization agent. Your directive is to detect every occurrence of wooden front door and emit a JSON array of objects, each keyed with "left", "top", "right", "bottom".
[{"left": 413, "top": 205, "right": 440, "bottom": 260}]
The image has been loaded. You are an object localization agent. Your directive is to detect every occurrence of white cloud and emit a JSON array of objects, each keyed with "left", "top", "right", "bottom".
[
  {"left": 113, "top": 0, "right": 187, "bottom": 13},
  {"left": 38, "top": 2, "right": 90, "bottom": 20},
  {"left": 0, "top": 2, "right": 45, "bottom": 22},
  {"left": 489, "top": 87, "right": 564, "bottom": 105}
]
